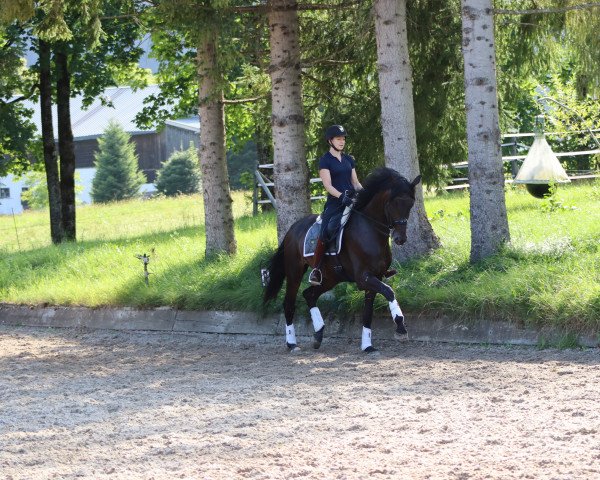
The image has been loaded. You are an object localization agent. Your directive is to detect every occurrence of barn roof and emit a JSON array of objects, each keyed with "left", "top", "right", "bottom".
[
  {"left": 21, "top": 85, "right": 169, "bottom": 140},
  {"left": 165, "top": 117, "right": 200, "bottom": 133}
]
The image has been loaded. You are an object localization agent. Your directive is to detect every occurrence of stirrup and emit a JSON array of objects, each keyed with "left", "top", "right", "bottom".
[{"left": 308, "top": 268, "right": 322, "bottom": 286}]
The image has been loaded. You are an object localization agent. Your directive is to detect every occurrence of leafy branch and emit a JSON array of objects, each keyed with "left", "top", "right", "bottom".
[{"left": 495, "top": 2, "right": 600, "bottom": 15}]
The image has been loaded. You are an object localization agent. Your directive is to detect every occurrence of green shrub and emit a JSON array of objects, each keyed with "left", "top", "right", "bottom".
[
  {"left": 20, "top": 170, "right": 83, "bottom": 210},
  {"left": 19, "top": 170, "right": 49, "bottom": 210},
  {"left": 155, "top": 146, "right": 201, "bottom": 196},
  {"left": 91, "top": 120, "right": 146, "bottom": 203}
]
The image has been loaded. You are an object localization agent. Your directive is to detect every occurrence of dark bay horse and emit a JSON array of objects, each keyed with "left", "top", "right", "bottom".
[{"left": 263, "top": 167, "right": 421, "bottom": 353}]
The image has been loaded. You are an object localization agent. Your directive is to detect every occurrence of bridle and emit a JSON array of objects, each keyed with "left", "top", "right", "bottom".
[
  {"left": 351, "top": 205, "right": 409, "bottom": 237},
  {"left": 390, "top": 218, "right": 408, "bottom": 228}
]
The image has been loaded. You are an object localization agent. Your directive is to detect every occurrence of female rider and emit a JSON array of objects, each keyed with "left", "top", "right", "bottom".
[{"left": 308, "top": 125, "right": 363, "bottom": 285}]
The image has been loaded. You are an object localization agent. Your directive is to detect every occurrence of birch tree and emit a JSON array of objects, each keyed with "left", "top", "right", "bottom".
[
  {"left": 197, "top": 24, "right": 237, "bottom": 255},
  {"left": 461, "top": 0, "right": 509, "bottom": 262},
  {"left": 267, "top": 0, "right": 311, "bottom": 243},
  {"left": 373, "top": 0, "right": 440, "bottom": 261}
]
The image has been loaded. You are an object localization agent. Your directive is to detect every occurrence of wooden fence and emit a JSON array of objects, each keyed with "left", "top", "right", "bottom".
[{"left": 446, "top": 130, "right": 600, "bottom": 191}]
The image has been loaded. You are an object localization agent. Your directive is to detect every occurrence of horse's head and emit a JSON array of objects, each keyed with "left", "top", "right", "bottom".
[
  {"left": 354, "top": 169, "right": 422, "bottom": 246},
  {"left": 385, "top": 175, "right": 421, "bottom": 246}
]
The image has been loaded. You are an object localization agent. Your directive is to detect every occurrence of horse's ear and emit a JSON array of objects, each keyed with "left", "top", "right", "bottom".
[{"left": 411, "top": 175, "right": 422, "bottom": 188}]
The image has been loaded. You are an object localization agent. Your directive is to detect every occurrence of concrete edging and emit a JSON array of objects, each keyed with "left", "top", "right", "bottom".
[{"left": 1, "top": 304, "right": 598, "bottom": 348}]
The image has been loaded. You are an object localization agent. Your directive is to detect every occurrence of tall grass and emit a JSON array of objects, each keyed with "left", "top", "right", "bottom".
[
  {"left": 1, "top": 182, "right": 598, "bottom": 332},
  {"left": 0, "top": 191, "right": 254, "bottom": 251}
]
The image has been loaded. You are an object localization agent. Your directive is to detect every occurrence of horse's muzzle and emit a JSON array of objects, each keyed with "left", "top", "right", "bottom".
[{"left": 392, "top": 231, "right": 407, "bottom": 245}]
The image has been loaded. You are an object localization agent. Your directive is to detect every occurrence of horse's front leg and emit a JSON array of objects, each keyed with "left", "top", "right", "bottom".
[
  {"left": 359, "top": 272, "right": 408, "bottom": 341},
  {"left": 361, "top": 290, "right": 378, "bottom": 353}
]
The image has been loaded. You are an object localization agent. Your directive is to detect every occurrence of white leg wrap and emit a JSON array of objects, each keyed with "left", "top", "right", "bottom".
[
  {"left": 389, "top": 299, "right": 403, "bottom": 320},
  {"left": 361, "top": 327, "right": 372, "bottom": 351},
  {"left": 310, "top": 307, "right": 324, "bottom": 332},
  {"left": 285, "top": 324, "right": 297, "bottom": 345}
]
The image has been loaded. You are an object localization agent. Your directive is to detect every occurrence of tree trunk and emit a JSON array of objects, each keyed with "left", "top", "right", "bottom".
[
  {"left": 267, "top": 0, "right": 311, "bottom": 243},
  {"left": 38, "top": 39, "right": 63, "bottom": 244},
  {"left": 55, "top": 47, "right": 76, "bottom": 241},
  {"left": 461, "top": 0, "right": 510, "bottom": 262},
  {"left": 373, "top": 0, "right": 440, "bottom": 262},
  {"left": 197, "top": 30, "right": 237, "bottom": 256}
]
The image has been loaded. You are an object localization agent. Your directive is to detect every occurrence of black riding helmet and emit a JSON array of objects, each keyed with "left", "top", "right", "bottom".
[
  {"left": 325, "top": 124, "right": 347, "bottom": 141},
  {"left": 325, "top": 125, "right": 347, "bottom": 152}
]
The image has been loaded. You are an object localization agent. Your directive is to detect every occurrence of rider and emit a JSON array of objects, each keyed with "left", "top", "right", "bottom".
[{"left": 308, "top": 124, "right": 363, "bottom": 286}]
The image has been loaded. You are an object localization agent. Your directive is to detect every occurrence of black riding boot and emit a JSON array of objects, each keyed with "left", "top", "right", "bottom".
[{"left": 308, "top": 238, "right": 326, "bottom": 285}]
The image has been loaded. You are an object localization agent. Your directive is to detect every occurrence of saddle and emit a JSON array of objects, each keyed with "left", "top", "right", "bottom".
[{"left": 303, "top": 206, "right": 352, "bottom": 258}]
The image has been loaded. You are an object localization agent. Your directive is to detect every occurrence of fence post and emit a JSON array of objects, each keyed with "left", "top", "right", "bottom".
[
  {"left": 11, "top": 208, "right": 21, "bottom": 251},
  {"left": 509, "top": 136, "right": 519, "bottom": 178},
  {"left": 252, "top": 163, "right": 258, "bottom": 216},
  {"left": 254, "top": 170, "right": 277, "bottom": 210}
]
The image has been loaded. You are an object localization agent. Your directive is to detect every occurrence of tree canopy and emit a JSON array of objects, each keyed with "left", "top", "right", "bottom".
[{"left": 0, "top": 24, "right": 37, "bottom": 176}]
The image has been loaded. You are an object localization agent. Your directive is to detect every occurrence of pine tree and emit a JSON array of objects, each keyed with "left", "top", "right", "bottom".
[
  {"left": 91, "top": 120, "right": 145, "bottom": 203},
  {"left": 155, "top": 146, "right": 201, "bottom": 196}
]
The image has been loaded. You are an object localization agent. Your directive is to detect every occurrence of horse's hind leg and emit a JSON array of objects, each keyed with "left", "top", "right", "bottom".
[
  {"left": 302, "top": 280, "right": 335, "bottom": 349},
  {"left": 361, "top": 290, "right": 378, "bottom": 353},
  {"left": 283, "top": 267, "right": 306, "bottom": 353}
]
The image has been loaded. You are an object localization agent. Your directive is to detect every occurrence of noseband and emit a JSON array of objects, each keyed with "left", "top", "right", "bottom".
[{"left": 389, "top": 218, "right": 408, "bottom": 229}]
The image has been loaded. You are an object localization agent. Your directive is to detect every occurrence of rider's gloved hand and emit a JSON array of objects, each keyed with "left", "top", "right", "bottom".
[{"left": 340, "top": 190, "right": 355, "bottom": 207}]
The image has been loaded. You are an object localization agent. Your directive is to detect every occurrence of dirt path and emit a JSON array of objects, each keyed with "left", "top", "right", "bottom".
[{"left": 1, "top": 325, "right": 599, "bottom": 480}]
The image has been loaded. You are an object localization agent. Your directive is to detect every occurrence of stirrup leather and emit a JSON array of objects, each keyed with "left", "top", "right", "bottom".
[{"left": 308, "top": 268, "right": 322, "bottom": 285}]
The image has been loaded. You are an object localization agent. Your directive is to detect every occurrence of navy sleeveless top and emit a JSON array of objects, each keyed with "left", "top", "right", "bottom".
[{"left": 318, "top": 152, "right": 355, "bottom": 205}]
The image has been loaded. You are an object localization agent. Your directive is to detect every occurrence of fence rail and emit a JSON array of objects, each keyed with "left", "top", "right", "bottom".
[
  {"left": 452, "top": 148, "right": 600, "bottom": 168},
  {"left": 253, "top": 166, "right": 325, "bottom": 214}
]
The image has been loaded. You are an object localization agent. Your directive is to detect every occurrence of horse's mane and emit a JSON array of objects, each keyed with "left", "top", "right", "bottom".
[{"left": 354, "top": 167, "right": 413, "bottom": 211}]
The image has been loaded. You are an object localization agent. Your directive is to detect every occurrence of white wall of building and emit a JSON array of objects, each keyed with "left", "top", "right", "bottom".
[
  {"left": 0, "top": 175, "right": 27, "bottom": 215},
  {"left": 77, "top": 167, "right": 95, "bottom": 205}
]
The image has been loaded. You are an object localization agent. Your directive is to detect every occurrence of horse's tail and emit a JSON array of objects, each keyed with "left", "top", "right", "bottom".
[{"left": 263, "top": 241, "right": 286, "bottom": 305}]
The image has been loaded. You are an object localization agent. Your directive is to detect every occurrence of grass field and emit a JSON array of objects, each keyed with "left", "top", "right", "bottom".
[{"left": 1, "top": 183, "right": 599, "bottom": 334}]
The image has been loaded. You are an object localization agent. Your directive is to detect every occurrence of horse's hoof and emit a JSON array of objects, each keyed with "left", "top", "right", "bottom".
[
  {"left": 286, "top": 343, "right": 301, "bottom": 353},
  {"left": 363, "top": 346, "right": 380, "bottom": 355},
  {"left": 394, "top": 315, "right": 408, "bottom": 335},
  {"left": 313, "top": 326, "right": 324, "bottom": 349},
  {"left": 394, "top": 333, "right": 409, "bottom": 341}
]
